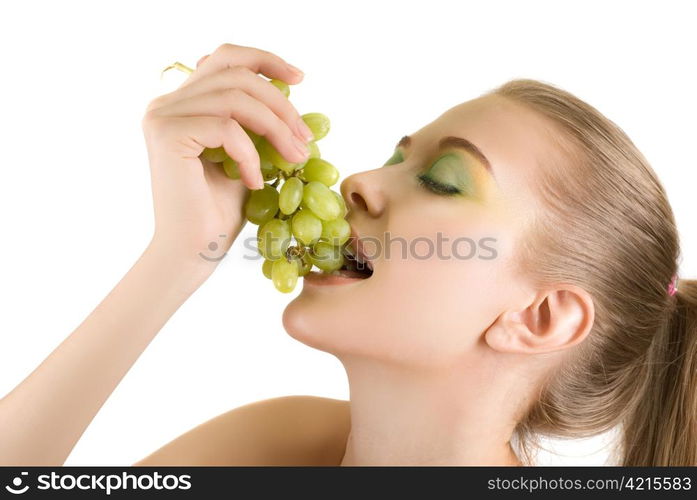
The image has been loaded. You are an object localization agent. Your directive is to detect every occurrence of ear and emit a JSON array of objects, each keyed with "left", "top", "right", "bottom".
[{"left": 484, "top": 285, "right": 595, "bottom": 354}]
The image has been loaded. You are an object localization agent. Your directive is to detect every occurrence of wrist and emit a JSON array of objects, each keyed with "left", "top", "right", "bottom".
[{"left": 141, "top": 238, "right": 219, "bottom": 288}]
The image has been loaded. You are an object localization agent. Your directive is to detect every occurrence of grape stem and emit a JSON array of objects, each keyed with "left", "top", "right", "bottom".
[
  {"left": 160, "top": 62, "right": 194, "bottom": 80},
  {"left": 286, "top": 245, "right": 306, "bottom": 260}
]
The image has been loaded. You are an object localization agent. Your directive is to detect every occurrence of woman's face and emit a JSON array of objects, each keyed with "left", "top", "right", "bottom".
[{"left": 283, "top": 94, "right": 560, "bottom": 369}]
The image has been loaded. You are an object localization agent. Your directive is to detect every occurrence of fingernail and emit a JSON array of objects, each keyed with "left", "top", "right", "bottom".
[
  {"left": 292, "top": 135, "right": 309, "bottom": 160},
  {"left": 296, "top": 117, "right": 314, "bottom": 142},
  {"left": 287, "top": 63, "right": 304, "bottom": 77}
]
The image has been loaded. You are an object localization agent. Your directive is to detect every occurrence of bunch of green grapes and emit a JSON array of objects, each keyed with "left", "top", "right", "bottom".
[{"left": 199, "top": 79, "right": 348, "bottom": 293}]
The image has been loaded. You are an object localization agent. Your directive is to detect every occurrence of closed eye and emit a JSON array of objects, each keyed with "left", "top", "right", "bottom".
[{"left": 416, "top": 174, "right": 461, "bottom": 196}]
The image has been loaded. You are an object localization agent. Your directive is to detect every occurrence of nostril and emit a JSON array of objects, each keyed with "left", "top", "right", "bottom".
[{"left": 350, "top": 192, "right": 368, "bottom": 212}]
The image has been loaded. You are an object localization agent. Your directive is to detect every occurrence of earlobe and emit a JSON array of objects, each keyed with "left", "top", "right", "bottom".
[{"left": 484, "top": 285, "right": 595, "bottom": 355}]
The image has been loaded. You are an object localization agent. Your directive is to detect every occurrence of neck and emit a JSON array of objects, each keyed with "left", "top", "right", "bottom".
[{"left": 339, "top": 356, "right": 523, "bottom": 466}]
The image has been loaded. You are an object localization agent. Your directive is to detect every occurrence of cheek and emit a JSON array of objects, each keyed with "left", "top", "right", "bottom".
[{"left": 375, "top": 229, "right": 499, "bottom": 354}]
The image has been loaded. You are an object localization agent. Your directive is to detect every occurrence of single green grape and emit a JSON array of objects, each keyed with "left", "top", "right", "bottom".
[
  {"left": 261, "top": 159, "right": 279, "bottom": 181},
  {"left": 301, "top": 158, "right": 339, "bottom": 187},
  {"left": 269, "top": 78, "right": 290, "bottom": 98},
  {"left": 262, "top": 259, "right": 274, "bottom": 279},
  {"left": 257, "top": 137, "right": 272, "bottom": 163},
  {"left": 321, "top": 218, "right": 351, "bottom": 246},
  {"left": 201, "top": 146, "right": 229, "bottom": 163},
  {"left": 302, "top": 181, "right": 341, "bottom": 221},
  {"left": 278, "top": 177, "right": 304, "bottom": 215},
  {"left": 257, "top": 218, "right": 291, "bottom": 261},
  {"left": 245, "top": 185, "right": 279, "bottom": 225},
  {"left": 257, "top": 136, "right": 301, "bottom": 174},
  {"left": 222, "top": 157, "right": 241, "bottom": 179},
  {"left": 272, "top": 257, "right": 299, "bottom": 293},
  {"left": 301, "top": 113, "right": 330, "bottom": 141},
  {"left": 333, "top": 191, "right": 348, "bottom": 218},
  {"left": 310, "top": 241, "right": 344, "bottom": 272},
  {"left": 307, "top": 141, "right": 320, "bottom": 159},
  {"left": 297, "top": 253, "right": 312, "bottom": 277},
  {"left": 291, "top": 210, "right": 322, "bottom": 246}
]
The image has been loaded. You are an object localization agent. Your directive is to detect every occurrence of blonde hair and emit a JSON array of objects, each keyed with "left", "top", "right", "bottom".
[{"left": 484, "top": 79, "right": 697, "bottom": 466}]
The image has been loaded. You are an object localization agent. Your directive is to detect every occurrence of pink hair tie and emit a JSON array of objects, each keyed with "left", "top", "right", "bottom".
[{"left": 667, "top": 273, "right": 678, "bottom": 296}]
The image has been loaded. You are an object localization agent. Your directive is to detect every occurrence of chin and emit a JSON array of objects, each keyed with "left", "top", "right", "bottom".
[
  {"left": 281, "top": 272, "right": 446, "bottom": 367},
  {"left": 282, "top": 291, "right": 340, "bottom": 353},
  {"left": 281, "top": 278, "right": 377, "bottom": 357}
]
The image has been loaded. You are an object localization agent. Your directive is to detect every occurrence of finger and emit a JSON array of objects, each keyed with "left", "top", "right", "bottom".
[
  {"left": 196, "top": 54, "right": 209, "bottom": 68},
  {"left": 151, "top": 65, "right": 312, "bottom": 142},
  {"left": 152, "top": 87, "right": 310, "bottom": 165},
  {"left": 148, "top": 114, "right": 264, "bottom": 189},
  {"left": 219, "top": 118, "right": 265, "bottom": 189},
  {"left": 180, "top": 43, "right": 303, "bottom": 90}
]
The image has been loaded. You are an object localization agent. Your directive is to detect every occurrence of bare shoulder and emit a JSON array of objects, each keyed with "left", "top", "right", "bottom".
[{"left": 132, "top": 395, "right": 350, "bottom": 466}]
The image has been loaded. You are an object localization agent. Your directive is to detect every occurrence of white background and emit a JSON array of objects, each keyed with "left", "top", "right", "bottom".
[{"left": 0, "top": 0, "right": 694, "bottom": 465}]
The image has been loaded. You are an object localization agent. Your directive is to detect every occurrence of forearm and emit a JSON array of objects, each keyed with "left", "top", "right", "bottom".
[{"left": 0, "top": 240, "right": 214, "bottom": 465}]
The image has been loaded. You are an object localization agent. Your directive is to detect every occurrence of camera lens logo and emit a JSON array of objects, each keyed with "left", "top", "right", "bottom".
[{"left": 5, "top": 472, "right": 29, "bottom": 495}]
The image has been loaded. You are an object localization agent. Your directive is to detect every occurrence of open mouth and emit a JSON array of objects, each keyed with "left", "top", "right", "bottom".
[{"left": 338, "top": 242, "right": 374, "bottom": 279}]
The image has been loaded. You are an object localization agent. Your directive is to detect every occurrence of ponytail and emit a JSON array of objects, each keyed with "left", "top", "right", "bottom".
[{"left": 622, "top": 278, "right": 697, "bottom": 465}]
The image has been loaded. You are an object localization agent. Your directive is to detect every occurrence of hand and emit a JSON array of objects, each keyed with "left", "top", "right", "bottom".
[{"left": 141, "top": 43, "right": 314, "bottom": 265}]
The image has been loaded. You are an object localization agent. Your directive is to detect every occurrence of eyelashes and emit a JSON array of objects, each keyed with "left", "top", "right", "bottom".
[{"left": 416, "top": 174, "right": 462, "bottom": 196}]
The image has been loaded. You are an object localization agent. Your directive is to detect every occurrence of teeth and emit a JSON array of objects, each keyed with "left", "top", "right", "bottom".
[{"left": 343, "top": 243, "right": 373, "bottom": 271}]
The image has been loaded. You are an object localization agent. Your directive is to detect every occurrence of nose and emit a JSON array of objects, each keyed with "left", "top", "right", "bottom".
[{"left": 340, "top": 169, "right": 387, "bottom": 218}]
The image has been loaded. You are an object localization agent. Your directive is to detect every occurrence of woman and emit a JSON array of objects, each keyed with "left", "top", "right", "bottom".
[{"left": 0, "top": 43, "right": 694, "bottom": 466}]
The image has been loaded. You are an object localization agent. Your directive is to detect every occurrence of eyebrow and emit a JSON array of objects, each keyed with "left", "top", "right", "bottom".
[{"left": 397, "top": 135, "right": 494, "bottom": 177}]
